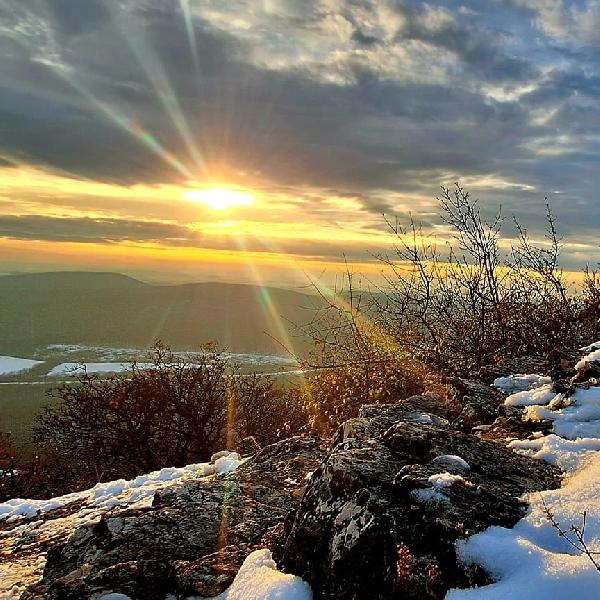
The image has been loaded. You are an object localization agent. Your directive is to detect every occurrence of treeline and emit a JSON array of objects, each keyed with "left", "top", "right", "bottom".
[{"left": 2, "top": 184, "right": 599, "bottom": 500}]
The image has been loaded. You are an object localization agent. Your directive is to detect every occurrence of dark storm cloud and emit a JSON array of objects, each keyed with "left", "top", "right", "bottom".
[{"left": 0, "top": 1, "right": 599, "bottom": 246}]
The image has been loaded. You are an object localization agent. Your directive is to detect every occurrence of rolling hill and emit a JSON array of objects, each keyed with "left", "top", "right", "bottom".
[{"left": 0, "top": 272, "right": 324, "bottom": 357}]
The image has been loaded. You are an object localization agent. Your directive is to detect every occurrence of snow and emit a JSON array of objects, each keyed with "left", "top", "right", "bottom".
[
  {"left": 407, "top": 412, "right": 450, "bottom": 426},
  {"left": 43, "top": 344, "right": 297, "bottom": 367},
  {"left": 430, "top": 454, "right": 471, "bottom": 473},
  {"left": 207, "top": 549, "right": 312, "bottom": 600},
  {"left": 493, "top": 374, "right": 552, "bottom": 394},
  {"left": 411, "top": 487, "right": 450, "bottom": 504},
  {"left": 47, "top": 361, "right": 301, "bottom": 378},
  {"left": 46, "top": 362, "right": 154, "bottom": 376},
  {"left": 509, "top": 434, "right": 600, "bottom": 472},
  {"left": 449, "top": 370, "right": 600, "bottom": 599},
  {"left": 580, "top": 341, "right": 600, "bottom": 353},
  {"left": 0, "top": 452, "right": 242, "bottom": 520},
  {"left": 214, "top": 453, "right": 243, "bottom": 475},
  {"left": 503, "top": 383, "right": 558, "bottom": 407},
  {"left": 428, "top": 472, "right": 466, "bottom": 489},
  {"left": 447, "top": 452, "right": 600, "bottom": 600},
  {"left": 0, "top": 355, "right": 43, "bottom": 375},
  {"left": 409, "top": 468, "right": 471, "bottom": 506},
  {"left": 522, "top": 386, "right": 600, "bottom": 440},
  {"left": 576, "top": 348, "right": 600, "bottom": 370}
]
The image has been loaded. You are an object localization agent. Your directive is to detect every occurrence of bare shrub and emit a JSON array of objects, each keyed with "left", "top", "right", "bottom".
[
  {"left": 375, "top": 184, "right": 599, "bottom": 375},
  {"left": 542, "top": 498, "right": 600, "bottom": 574},
  {"left": 289, "top": 184, "right": 599, "bottom": 433}
]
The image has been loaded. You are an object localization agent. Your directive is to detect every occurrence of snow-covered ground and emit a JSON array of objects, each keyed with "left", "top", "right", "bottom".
[
  {"left": 493, "top": 373, "right": 552, "bottom": 393},
  {"left": 46, "top": 362, "right": 156, "bottom": 376},
  {"left": 0, "top": 448, "right": 314, "bottom": 600},
  {"left": 0, "top": 355, "right": 43, "bottom": 375},
  {"left": 0, "top": 452, "right": 244, "bottom": 598},
  {"left": 449, "top": 345, "right": 600, "bottom": 599},
  {"left": 40, "top": 345, "right": 298, "bottom": 377},
  {"left": 46, "top": 362, "right": 305, "bottom": 377},
  {"left": 42, "top": 344, "right": 297, "bottom": 367}
]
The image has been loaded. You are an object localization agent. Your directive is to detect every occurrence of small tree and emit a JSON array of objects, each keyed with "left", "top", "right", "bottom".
[{"left": 34, "top": 343, "right": 305, "bottom": 493}]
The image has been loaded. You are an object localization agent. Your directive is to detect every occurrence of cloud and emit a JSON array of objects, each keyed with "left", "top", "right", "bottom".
[
  {"left": 0, "top": 215, "right": 196, "bottom": 245},
  {"left": 0, "top": 213, "right": 387, "bottom": 262},
  {"left": 0, "top": 0, "right": 597, "bottom": 261},
  {"left": 509, "top": 0, "right": 600, "bottom": 46}
]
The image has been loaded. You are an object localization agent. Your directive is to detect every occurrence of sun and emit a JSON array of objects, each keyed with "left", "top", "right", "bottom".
[{"left": 184, "top": 187, "right": 255, "bottom": 210}]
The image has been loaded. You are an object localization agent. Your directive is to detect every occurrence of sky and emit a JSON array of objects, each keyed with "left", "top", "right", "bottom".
[{"left": 0, "top": 0, "right": 599, "bottom": 286}]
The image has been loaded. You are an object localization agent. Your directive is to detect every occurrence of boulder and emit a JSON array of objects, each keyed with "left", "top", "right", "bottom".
[{"left": 279, "top": 403, "right": 561, "bottom": 600}]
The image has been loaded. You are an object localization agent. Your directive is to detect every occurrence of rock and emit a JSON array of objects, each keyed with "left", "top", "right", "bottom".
[
  {"left": 446, "top": 378, "right": 505, "bottom": 430},
  {"left": 20, "top": 437, "right": 327, "bottom": 600},
  {"left": 11, "top": 368, "right": 575, "bottom": 600},
  {"left": 477, "top": 355, "right": 548, "bottom": 384},
  {"left": 279, "top": 404, "right": 561, "bottom": 600}
]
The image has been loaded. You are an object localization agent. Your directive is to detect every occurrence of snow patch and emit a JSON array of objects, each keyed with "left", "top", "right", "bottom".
[
  {"left": 0, "top": 356, "right": 43, "bottom": 375},
  {"left": 503, "top": 383, "right": 558, "bottom": 407},
  {"left": 450, "top": 370, "right": 600, "bottom": 598},
  {"left": 448, "top": 452, "right": 600, "bottom": 600},
  {"left": 411, "top": 488, "right": 449, "bottom": 504},
  {"left": 0, "top": 451, "right": 244, "bottom": 598},
  {"left": 580, "top": 341, "right": 600, "bottom": 353},
  {"left": 509, "top": 434, "right": 600, "bottom": 472},
  {"left": 428, "top": 472, "right": 466, "bottom": 489},
  {"left": 576, "top": 348, "right": 600, "bottom": 370},
  {"left": 208, "top": 549, "right": 312, "bottom": 600},
  {"left": 0, "top": 452, "right": 242, "bottom": 520},
  {"left": 493, "top": 374, "right": 552, "bottom": 394},
  {"left": 46, "top": 362, "right": 154, "bottom": 376},
  {"left": 522, "top": 386, "right": 600, "bottom": 440}
]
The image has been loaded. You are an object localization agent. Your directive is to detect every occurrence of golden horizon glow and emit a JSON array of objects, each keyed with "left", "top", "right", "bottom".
[
  {"left": 183, "top": 188, "right": 255, "bottom": 211},
  {"left": 1, "top": 162, "right": 597, "bottom": 287}
]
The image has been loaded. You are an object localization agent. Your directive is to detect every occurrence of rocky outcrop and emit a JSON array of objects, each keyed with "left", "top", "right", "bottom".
[
  {"left": 278, "top": 401, "right": 562, "bottom": 600},
  {"left": 18, "top": 437, "right": 327, "bottom": 600},
  {"left": 8, "top": 368, "right": 574, "bottom": 599}
]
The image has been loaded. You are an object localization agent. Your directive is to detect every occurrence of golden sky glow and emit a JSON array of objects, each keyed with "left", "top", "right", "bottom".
[
  {"left": 1, "top": 161, "right": 594, "bottom": 287},
  {"left": 0, "top": 162, "right": 422, "bottom": 286}
]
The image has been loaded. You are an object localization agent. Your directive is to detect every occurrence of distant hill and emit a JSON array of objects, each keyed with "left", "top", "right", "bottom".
[{"left": 0, "top": 272, "right": 324, "bottom": 356}]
